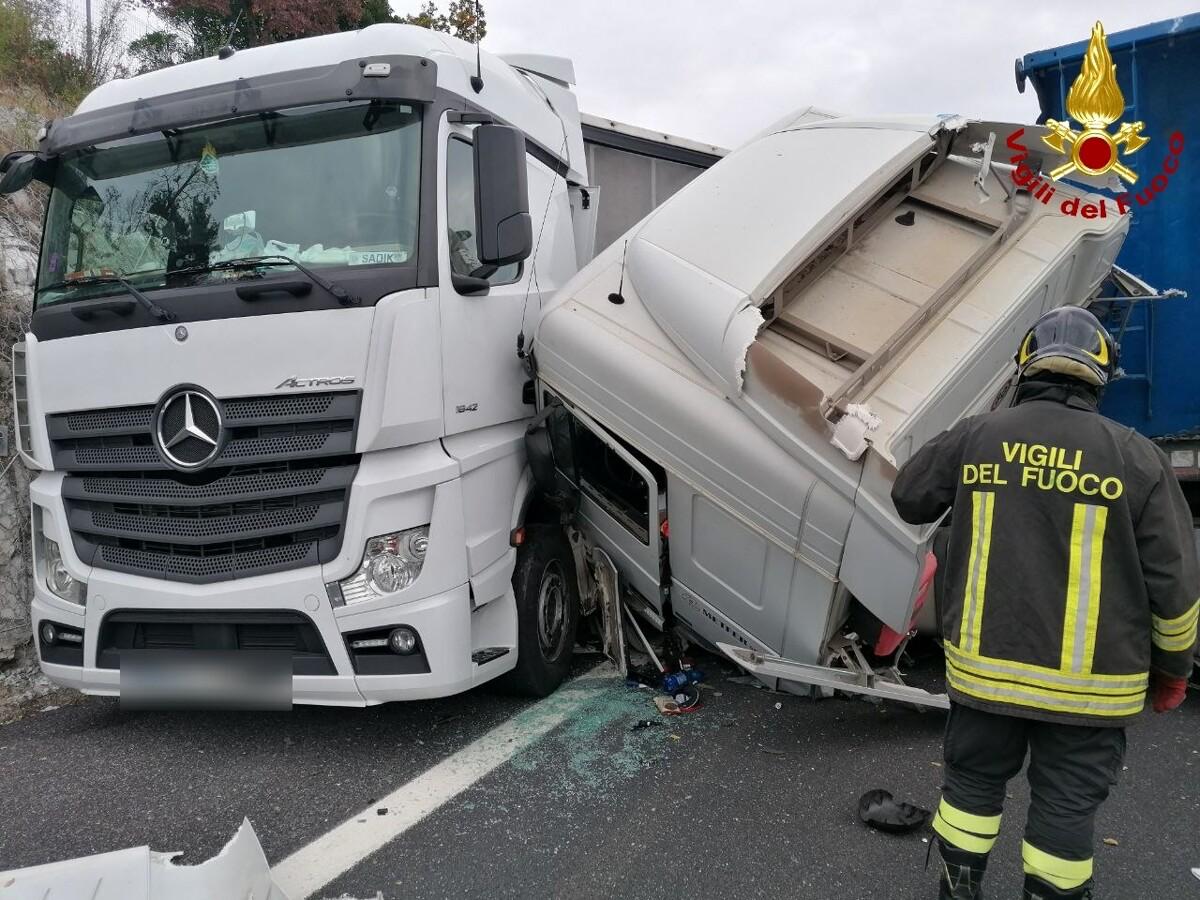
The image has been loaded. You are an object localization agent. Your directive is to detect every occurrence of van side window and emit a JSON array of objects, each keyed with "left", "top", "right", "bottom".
[
  {"left": 446, "top": 137, "right": 520, "bottom": 285},
  {"left": 572, "top": 423, "right": 651, "bottom": 545}
]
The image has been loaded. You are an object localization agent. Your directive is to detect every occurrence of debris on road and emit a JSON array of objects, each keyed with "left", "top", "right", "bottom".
[
  {"left": 672, "top": 685, "right": 703, "bottom": 712},
  {"left": 661, "top": 669, "right": 703, "bottom": 694},
  {"left": 857, "top": 789, "right": 932, "bottom": 835},
  {"left": 1103, "top": 837, "right": 1119, "bottom": 846},
  {"left": 653, "top": 696, "right": 680, "bottom": 715},
  {"left": 0, "top": 817, "right": 288, "bottom": 899},
  {"left": 631, "top": 719, "right": 663, "bottom": 731}
]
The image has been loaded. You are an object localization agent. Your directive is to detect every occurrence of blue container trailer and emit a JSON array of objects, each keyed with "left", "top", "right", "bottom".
[{"left": 1018, "top": 15, "right": 1200, "bottom": 485}]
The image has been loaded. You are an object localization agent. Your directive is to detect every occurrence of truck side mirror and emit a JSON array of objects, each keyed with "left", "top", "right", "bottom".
[
  {"left": 473, "top": 125, "right": 532, "bottom": 266},
  {"left": 0, "top": 151, "right": 44, "bottom": 195}
]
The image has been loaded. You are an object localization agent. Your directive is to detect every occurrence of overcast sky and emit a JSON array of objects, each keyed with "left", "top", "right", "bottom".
[{"left": 461, "top": 0, "right": 1199, "bottom": 148}]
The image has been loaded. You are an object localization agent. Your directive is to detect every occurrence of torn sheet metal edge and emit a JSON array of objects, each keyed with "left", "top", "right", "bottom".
[
  {"left": 592, "top": 546, "right": 628, "bottom": 674},
  {"left": 625, "top": 236, "right": 765, "bottom": 396},
  {"left": 718, "top": 642, "right": 949, "bottom": 710},
  {"left": 0, "top": 818, "right": 289, "bottom": 900}
]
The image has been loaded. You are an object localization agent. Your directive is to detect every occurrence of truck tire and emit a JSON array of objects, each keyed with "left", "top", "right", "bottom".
[{"left": 501, "top": 526, "right": 580, "bottom": 697}]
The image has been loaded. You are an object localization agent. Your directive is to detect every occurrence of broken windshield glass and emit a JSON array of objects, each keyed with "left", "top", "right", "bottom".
[{"left": 35, "top": 100, "right": 420, "bottom": 307}]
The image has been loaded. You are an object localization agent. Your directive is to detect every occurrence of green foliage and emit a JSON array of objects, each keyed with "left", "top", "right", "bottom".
[
  {"left": 359, "top": 0, "right": 398, "bottom": 27},
  {"left": 0, "top": 1, "right": 88, "bottom": 103},
  {"left": 399, "top": 1, "right": 444, "bottom": 31},
  {"left": 401, "top": 0, "right": 486, "bottom": 41},
  {"left": 129, "top": 1, "right": 487, "bottom": 75},
  {"left": 128, "top": 29, "right": 193, "bottom": 72},
  {"left": 445, "top": 0, "right": 485, "bottom": 42}
]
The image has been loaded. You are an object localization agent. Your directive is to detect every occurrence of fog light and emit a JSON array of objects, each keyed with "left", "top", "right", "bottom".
[
  {"left": 40, "top": 621, "right": 57, "bottom": 646},
  {"left": 388, "top": 627, "right": 418, "bottom": 655}
]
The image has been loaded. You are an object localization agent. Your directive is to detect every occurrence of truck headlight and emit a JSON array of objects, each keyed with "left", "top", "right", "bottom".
[
  {"left": 42, "top": 538, "right": 86, "bottom": 605},
  {"left": 333, "top": 526, "right": 429, "bottom": 606}
]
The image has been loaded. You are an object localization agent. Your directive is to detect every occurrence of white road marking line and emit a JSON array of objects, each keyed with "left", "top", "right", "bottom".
[{"left": 271, "top": 667, "right": 611, "bottom": 900}]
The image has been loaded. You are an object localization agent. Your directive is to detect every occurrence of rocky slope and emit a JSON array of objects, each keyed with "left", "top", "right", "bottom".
[{"left": 0, "top": 85, "right": 67, "bottom": 718}]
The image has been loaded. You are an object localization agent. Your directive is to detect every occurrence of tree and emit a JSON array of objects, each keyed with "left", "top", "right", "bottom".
[
  {"left": 0, "top": 0, "right": 130, "bottom": 97},
  {"left": 444, "top": 0, "right": 484, "bottom": 42},
  {"left": 401, "top": 1, "right": 485, "bottom": 41},
  {"left": 129, "top": 0, "right": 489, "bottom": 75},
  {"left": 128, "top": 29, "right": 191, "bottom": 72},
  {"left": 359, "top": 0, "right": 397, "bottom": 27},
  {"left": 398, "top": 1, "right": 443, "bottom": 32},
  {"left": 131, "top": 0, "right": 365, "bottom": 71}
]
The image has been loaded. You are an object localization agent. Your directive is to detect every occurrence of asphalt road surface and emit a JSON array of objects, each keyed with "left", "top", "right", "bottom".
[{"left": 0, "top": 647, "right": 1197, "bottom": 899}]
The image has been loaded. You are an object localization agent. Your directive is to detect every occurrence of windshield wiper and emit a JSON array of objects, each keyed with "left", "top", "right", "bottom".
[
  {"left": 43, "top": 273, "right": 176, "bottom": 322},
  {"left": 166, "top": 255, "right": 361, "bottom": 306}
]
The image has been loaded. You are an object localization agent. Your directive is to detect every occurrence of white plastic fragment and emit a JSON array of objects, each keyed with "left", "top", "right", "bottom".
[
  {"left": 0, "top": 818, "right": 288, "bottom": 900},
  {"left": 830, "top": 404, "right": 882, "bottom": 461}
]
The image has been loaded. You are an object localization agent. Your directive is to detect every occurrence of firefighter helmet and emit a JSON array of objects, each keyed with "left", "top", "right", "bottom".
[{"left": 1015, "top": 306, "right": 1118, "bottom": 387}]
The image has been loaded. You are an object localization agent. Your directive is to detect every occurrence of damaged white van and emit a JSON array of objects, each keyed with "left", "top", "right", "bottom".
[{"left": 525, "top": 111, "right": 1142, "bottom": 706}]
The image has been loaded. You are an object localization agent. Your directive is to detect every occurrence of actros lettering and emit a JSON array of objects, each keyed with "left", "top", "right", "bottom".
[{"left": 275, "top": 376, "right": 356, "bottom": 389}]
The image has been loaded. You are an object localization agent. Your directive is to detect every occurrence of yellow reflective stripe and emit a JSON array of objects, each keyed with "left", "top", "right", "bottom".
[
  {"left": 1060, "top": 504, "right": 1085, "bottom": 670},
  {"left": 1153, "top": 598, "right": 1200, "bottom": 634},
  {"left": 937, "top": 799, "right": 1000, "bottom": 836},
  {"left": 959, "top": 491, "right": 995, "bottom": 653},
  {"left": 933, "top": 815, "right": 997, "bottom": 855},
  {"left": 1060, "top": 503, "right": 1107, "bottom": 675},
  {"left": 1153, "top": 628, "right": 1198, "bottom": 652},
  {"left": 947, "top": 662, "right": 1145, "bottom": 717},
  {"left": 1153, "top": 598, "right": 1200, "bottom": 650},
  {"left": 1022, "top": 841, "right": 1093, "bottom": 890},
  {"left": 945, "top": 644, "right": 1148, "bottom": 694}
]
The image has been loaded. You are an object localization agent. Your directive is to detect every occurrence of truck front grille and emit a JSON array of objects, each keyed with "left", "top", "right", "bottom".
[
  {"left": 51, "top": 391, "right": 360, "bottom": 584},
  {"left": 96, "top": 610, "right": 335, "bottom": 674}
]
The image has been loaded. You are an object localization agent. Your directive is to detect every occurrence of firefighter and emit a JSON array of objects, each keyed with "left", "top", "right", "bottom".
[{"left": 891, "top": 305, "right": 1199, "bottom": 900}]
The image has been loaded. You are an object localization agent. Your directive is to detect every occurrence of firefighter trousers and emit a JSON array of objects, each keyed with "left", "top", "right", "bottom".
[{"left": 932, "top": 702, "right": 1126, "bottom": 891}]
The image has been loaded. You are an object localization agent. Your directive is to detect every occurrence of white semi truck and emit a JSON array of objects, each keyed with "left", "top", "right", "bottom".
[{"left": 1, "top": 24, "right": 722, "bottom": 705}]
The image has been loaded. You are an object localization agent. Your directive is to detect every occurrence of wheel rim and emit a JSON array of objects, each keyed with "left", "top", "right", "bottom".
[{"left": 537, "top": 560, "right": 569, "bottom": 660}]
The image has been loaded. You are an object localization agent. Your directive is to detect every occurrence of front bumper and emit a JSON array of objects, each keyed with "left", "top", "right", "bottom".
[
  {"left": 29, "top": 442, "right": 520, "bottom": 706},
  {"left": 32, "top": 578, "right": 516, "bottom": 705}
]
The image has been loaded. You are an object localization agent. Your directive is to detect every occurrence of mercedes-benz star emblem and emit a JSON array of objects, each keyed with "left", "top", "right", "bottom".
[{"left": 156, "top": 389, "right": 222, "bottom": 469}]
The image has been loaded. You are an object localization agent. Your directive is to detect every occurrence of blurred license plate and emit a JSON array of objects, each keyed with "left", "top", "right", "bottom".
[{"left": 120, "top": 650, "right": 292, "bottom": 711}]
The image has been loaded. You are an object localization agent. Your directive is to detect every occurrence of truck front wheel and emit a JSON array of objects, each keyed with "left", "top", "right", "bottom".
[{"left": 502, "top": 527, "right": 579, "bottom": 696}]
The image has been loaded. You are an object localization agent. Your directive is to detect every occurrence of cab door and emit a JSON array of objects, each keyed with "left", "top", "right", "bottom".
[
  {"left": 437, "top": 117, "right": 571, "bottom": 436},
  {"left": 541, "top": 397, "right": 667, "bottom": 615}
]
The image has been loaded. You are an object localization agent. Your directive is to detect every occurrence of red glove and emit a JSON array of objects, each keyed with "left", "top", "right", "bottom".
[{"left": 1150, "top": 672, "right": 1187, "bottom": 712}]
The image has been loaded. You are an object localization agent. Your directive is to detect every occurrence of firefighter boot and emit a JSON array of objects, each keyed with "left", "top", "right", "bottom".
[
  {"left": 1021, "top": 874, "right": 1093, "bottom": 899},
  {"left": 937, "top": 840, "right": 987, "bottom": 900}
]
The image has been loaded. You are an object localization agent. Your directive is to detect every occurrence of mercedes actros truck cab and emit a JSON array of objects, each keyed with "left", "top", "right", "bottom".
[{"left": 2, "top": 24, "right": 722, "bottom": 705}]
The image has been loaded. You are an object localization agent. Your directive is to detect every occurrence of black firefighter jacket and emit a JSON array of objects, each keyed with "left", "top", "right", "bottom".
[{"left": 891, "top": 378, "right": 1199, "bottom": 726}]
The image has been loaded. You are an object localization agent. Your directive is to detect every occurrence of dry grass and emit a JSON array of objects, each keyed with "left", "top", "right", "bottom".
[{"left": 0, "top": 82, "right": 68, "bottom": 154}]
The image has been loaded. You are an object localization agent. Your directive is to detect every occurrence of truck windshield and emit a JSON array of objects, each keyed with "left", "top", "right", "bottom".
[{"left": 36, "top": 100, "right": 421, "bottom": 307}]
